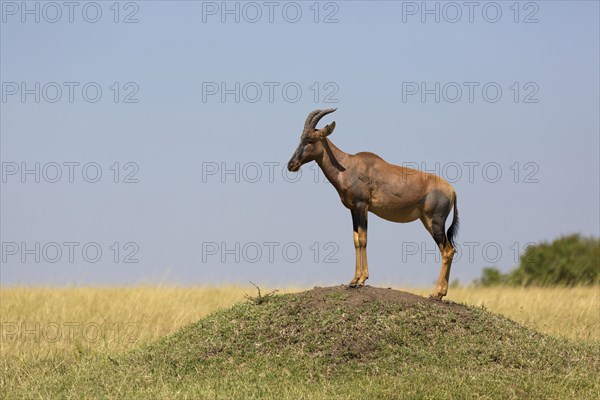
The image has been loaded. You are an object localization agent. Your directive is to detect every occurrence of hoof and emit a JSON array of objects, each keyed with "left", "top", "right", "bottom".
[{"left": 429, "top": 293, "right": 444, "bottom": 301}]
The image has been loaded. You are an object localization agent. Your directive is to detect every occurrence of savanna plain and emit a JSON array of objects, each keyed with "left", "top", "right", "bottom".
[{"left": 1, "top": 285, "right": 599, "bottom": 399}]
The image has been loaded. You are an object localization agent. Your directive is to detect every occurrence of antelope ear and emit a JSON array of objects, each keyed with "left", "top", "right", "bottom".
[{"left": 321, "top": 121, "right": 336, "bottom": 137}]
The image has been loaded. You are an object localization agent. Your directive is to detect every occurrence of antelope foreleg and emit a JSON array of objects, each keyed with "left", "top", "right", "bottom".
[
  {"left": 357, "top": 228, "right": 369, "bottom": 285},
  {"left": 349, "top": 230, "right": 361, "bottom": 287},
  {"left": 349, "top": 210, "right": 361, "bottom": 287},
  {"left": 349, "top": 206, "right": 369, "bottom": 287},
  {"left": 356, "top": 205, "right": 369, "bottom": 286}
]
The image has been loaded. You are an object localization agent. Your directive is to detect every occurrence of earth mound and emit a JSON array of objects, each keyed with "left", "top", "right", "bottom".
[
  {"left": 128, "top": 285, "right": 596, "bottom": 373},
  {"left": 50, "top": 286, "right": 600, "bottom": 398}
]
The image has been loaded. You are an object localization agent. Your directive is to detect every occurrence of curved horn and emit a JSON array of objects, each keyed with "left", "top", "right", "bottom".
[
  {"left": 303, "top": 110, "right": 322, "bottom": 134},
  {"left": 309, "top": 108, "right": 337, "bottom": 131}
]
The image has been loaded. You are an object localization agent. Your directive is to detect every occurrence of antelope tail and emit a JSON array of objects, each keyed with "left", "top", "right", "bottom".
[{"left": 447, "top": 195, "right": 459, "bottom": 248}]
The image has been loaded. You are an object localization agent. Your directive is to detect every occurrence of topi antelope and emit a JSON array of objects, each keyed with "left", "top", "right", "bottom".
[{"left": 287, "top": 109, "right": 459, "bottom": 300}]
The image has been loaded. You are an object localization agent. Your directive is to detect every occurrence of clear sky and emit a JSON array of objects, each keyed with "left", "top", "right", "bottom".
[{"left": 1, "top": 1, "right": 599, "bottom": 287}]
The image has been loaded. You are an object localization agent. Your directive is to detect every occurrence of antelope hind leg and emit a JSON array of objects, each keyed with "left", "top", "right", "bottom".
[
  {"left": 431, "top": 243, "right": 455, "bottom": 300},
  {"left": 421, "top": 213, "right": 454, "bottom": 301}
]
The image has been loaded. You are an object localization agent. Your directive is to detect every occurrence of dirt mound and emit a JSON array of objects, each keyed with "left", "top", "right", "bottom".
[
  {"left": 137, "top": 285, "right": 570, "bottom": 368},
  {"left": 249, "top": 285, "right": 474, "bottom": 360},
  {"left": 294, "top": 284, "right": 466, "bottom": 313},
  {"left": 42, "top": 286, "right": 599, "bottom": 399}
]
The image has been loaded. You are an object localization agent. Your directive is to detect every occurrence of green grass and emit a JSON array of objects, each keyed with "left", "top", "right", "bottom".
[{"left": 3, "top": 286, "right": 598, "bottom": 399}]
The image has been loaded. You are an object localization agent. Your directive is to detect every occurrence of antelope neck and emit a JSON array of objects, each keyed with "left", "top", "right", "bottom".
[{"left": 315, "top": 138, "right": 348, "bottom": 185}]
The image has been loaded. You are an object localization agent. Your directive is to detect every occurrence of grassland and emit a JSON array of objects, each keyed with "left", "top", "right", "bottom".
[{"left": 1, "top": 285, "right": 599, "bottom": 398}]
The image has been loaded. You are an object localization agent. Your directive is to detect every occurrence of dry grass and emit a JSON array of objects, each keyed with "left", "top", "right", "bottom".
[
  {"left": 1, "top": 285, "right": 598, "bottom": 363},
  {"left": 3, "top": 285, "right": 599, "bottom": 399},
  {"left": 409, "top": 286, "right": 600, "bottom": 342},
  {"left": 1, "top": 286, "right": 254, "bottom": 360}
]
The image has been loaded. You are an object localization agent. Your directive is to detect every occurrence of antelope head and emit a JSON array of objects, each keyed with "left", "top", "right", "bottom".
[{"left": 287, "top": 108, "right": 337, "bottom": 172}]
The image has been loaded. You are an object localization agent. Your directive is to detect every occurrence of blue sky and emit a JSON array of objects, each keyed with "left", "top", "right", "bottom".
[{"left": 1, "top": 1, "right": 599, "bottom": 287}]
